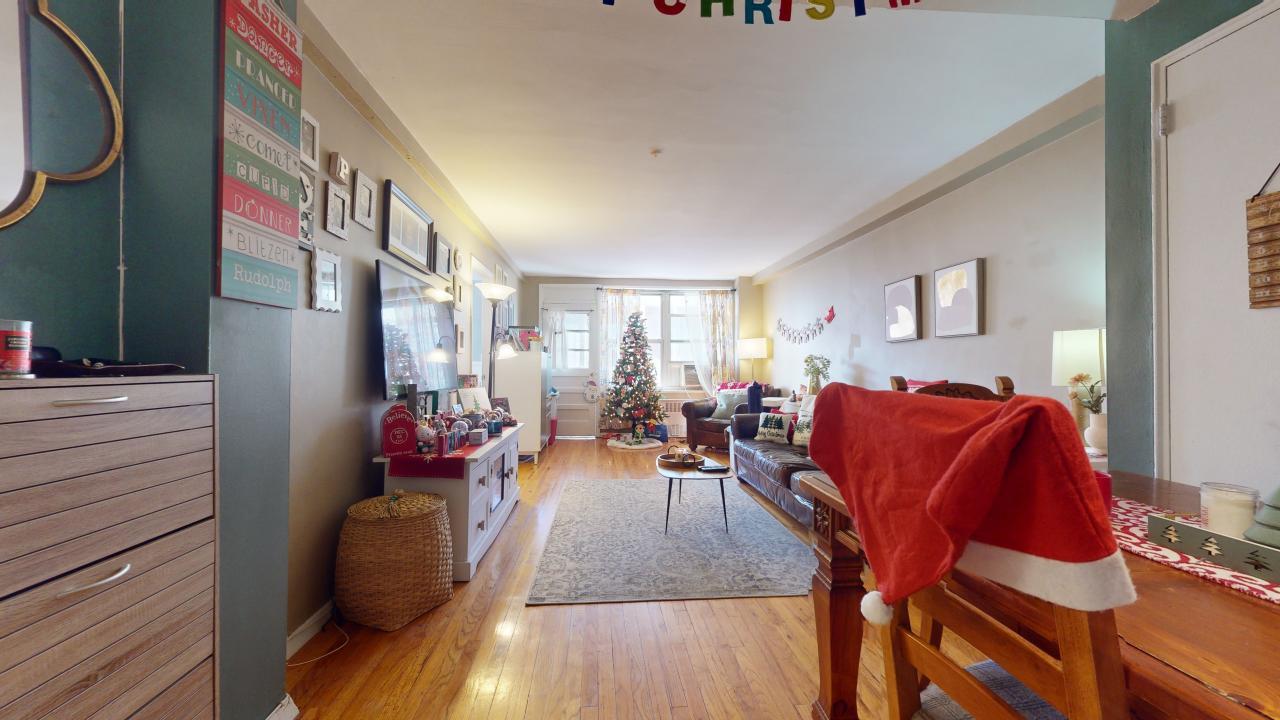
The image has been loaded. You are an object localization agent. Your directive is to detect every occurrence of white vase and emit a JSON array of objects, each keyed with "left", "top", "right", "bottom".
[{"left": 1084, "top": 413, "right": 1108, "bottom": 453}]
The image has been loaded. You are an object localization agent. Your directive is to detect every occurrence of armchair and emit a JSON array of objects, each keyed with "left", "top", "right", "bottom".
[{"left": 682, "top": 384, "right": 780, "bottom": 452}]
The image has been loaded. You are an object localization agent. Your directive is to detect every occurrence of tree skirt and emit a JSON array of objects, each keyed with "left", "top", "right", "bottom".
[
  {"left": 527, "top": 477, "right": 814, "bottom": 604},
  {"left": 1112, "top": 497, "right": 1280, "bottom": 604},
  {"left": 606, "top": 438, "right": 663, "bottom": 451}
]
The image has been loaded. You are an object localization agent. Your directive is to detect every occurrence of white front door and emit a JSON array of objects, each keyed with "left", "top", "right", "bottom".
[
  {"left": 541, "top": 288, "right": 601, "bottom": 437},
  {"left": 1157, "top": 1, "right": 1280, "bottom": 490}
]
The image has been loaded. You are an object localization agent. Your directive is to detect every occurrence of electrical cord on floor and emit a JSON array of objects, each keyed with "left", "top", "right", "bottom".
[{"left": 286, "top": 619, "right": 350, "bottom": 668}]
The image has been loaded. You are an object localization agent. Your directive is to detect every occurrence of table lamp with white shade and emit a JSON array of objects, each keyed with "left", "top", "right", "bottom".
[
  {"left": 1051, "top": 328, "right": 1107, "bottom": 450},
  {"left": 476, "top": 282, "right": 518, "bottom": 399},
  {"left": 738, "top": 337, "right": 771, "bottom": 382}
]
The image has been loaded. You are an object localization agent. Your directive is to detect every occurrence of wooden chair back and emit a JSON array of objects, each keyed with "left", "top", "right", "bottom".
[
  {"left": 880, "top": 571, "right": 1128, "bottom": 720},
  {"left": 889, "top": 376, "right": 1016, "bottom": 402}
]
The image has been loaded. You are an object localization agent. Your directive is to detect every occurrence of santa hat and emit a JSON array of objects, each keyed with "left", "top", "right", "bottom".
[{"left": 809, "top": 384, "right": 1134, "bottom": 625}]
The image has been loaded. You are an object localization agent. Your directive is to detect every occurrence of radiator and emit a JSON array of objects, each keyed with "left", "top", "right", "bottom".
[{"left": 661, "top": 399, "right": 688, "bottom": 438}]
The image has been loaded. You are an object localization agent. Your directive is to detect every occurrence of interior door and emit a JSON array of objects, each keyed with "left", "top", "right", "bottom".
[
  {"left": 544, "top": 301, "right": 599, "bottom": 437},
  {"left": 1158, "top": 2, "right": 1280, "bottom": 490}
]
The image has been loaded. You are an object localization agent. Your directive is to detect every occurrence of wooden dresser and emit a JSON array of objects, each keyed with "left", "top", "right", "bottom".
[{"left": 0, "top": 375, "right": 218, "bottom": 719}]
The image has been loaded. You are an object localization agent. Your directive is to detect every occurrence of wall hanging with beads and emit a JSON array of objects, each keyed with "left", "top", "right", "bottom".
[{"left": 777, "top": 306, "right": 836, "bottom": 344}]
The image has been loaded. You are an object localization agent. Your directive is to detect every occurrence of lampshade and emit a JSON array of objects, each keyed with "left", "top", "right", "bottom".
[
  {"left": 476, "top": 282, "right": 516, "bottom": 303},
  {"left": 1051, "top": 328, "right": 1107, "bottom": 386},
  {"left": 738, "top": 337, "right": 771, "bottom": 360},
  {"left": 426, "top": 340, "right": 449, "bottom": 364},
  {"left": 495, "top": 339, "right": 519, "bottom": 360},
  {"left": 423, "top": 286, "right": 453, "bottom": 303}
]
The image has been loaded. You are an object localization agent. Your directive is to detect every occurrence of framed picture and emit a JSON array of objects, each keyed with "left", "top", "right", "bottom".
[
  {"left": 450, "top": 272, "right": 464, "bottom": 311},
  {"left": 312, "top": 248, "right": 342, "bottom": 312},
  {"left": 934, "top": 258, "right": 985, "bottom": 338},
  {"left": 328, "top": 151, "right": 351, "bottom": 185},
  {"left": 383, "top": 179, "right": 434, "bottom": 273},
  {"left": 352, "top": 170, "right": 377, "bottom": 230},
  {"left": 300, "top": 110, "right": 320, "bottom": 170},
  {"left": 884, "top": 275, "right": 922, "bottom": 342},
  {"left": 434, "top": 232, "right": 453, "bottom": 279},
  {"left": 324, "top": 181, "right": 350, "bottom": 240},
  {"left": 452, "top": 403, "right": 465, "bottom": 415},
  {"left": 298, "top": 168, "right": 316, "bottom": 248}
]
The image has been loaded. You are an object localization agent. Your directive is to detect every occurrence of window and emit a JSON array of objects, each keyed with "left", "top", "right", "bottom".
[
  {"left": 563, "top": 311, "right": 591, "bottom": 370},
  {"left": 634, "top": 292, "right": 700, "bottom": 389}
]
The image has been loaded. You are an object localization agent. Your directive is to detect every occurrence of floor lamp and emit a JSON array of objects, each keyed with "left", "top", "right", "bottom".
[{"left": 476, "top": 282, "right": 518, "bottom": 400}]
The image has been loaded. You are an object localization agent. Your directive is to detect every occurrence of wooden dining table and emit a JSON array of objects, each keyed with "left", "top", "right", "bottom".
[{"left": 796, "top": 470, "right": 1280, "bottom": 720}]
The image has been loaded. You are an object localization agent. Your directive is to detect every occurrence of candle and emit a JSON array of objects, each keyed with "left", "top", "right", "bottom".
[{"left": 1200, "top": 483, "right": 1260, "bottom": 540}]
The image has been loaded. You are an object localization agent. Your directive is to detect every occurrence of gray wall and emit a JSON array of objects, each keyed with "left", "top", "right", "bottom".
[{"left": 1104, "top": 0, "right": 1262, "bottom": 475}]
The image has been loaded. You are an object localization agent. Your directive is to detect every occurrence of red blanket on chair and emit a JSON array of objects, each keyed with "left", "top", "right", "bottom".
[{"left": 808, "top": 384, "right": 1133, "bottom": 618}]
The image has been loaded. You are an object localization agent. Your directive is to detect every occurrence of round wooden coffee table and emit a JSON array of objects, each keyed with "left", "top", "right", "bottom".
[{"left": 656, "top": 459, "right": 733, "bottom": 534}]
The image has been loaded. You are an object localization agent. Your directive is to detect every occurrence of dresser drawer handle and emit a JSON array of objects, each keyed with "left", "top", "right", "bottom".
[
  {"left": 477, "top": 475, "right": 487, "bottom": 487},
  {"left": 56, "top": 564, "right": 132, "bottom": 598},
  {"left": 51, "top": 396, "right": 129, "bottom": 407},
  {"left": 476, "top": 520, "right": 486, "bottom": 532}
]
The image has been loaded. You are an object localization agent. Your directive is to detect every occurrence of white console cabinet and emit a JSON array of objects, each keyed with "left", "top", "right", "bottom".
[{"left": 377, "top": 424, "right": 522, "bottom": 581}]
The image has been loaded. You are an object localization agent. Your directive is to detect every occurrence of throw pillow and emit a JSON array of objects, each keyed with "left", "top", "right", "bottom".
[
  {"left": 712, "top": 389, "right": 749, "bottom": 420},
  {"left": 757, "top": 412, "right": 792, "bottom": 444},
  {"left": 792, "top": 415, "right": 815, "bottom": 448}
]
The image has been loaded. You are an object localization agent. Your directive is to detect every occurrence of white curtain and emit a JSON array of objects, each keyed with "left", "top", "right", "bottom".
[
  {"left": 687, "top": 290, "right": 736, "bottom": 395},
  {"left": 542, "top": 307, "right": 568, "bottom": 369},
  {"left": 598, "top": 288, "right": 641, "bottom": 388}
]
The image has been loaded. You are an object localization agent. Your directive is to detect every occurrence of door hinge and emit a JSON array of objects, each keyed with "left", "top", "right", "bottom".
[{"left": 1158, "top": 103, "right": 1173, "bottom": 136}]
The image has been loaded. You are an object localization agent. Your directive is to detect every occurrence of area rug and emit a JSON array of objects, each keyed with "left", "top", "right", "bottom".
[{"left": 527, "top": 477, "right": 816, "bottom": 605}]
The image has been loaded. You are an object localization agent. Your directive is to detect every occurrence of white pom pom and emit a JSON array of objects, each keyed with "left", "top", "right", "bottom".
[{"left": 861, "top": 591, "right": 894, "bottom": 626}]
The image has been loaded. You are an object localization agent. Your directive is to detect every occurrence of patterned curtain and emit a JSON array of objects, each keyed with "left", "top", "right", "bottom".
[
  {"left": 598, "top": 288, "right": 640, "bottom": 388},
  {"left": 688, "top": 290, "right": 736, "bottom": 395}
]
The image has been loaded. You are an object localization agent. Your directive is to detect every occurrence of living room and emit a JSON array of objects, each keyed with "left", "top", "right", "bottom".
[{"left": 2, "top": 1, "right": 1279, "bottom": 719}]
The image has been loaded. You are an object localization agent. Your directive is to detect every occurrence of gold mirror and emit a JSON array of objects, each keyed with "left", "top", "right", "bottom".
[{"left": 0, "top": 0, "right": 122, "bottom": 229}]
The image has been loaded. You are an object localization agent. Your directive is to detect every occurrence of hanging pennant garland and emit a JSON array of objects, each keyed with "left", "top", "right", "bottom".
[{"left": 777, "top": 306, "right": 836, "bottom": 344}]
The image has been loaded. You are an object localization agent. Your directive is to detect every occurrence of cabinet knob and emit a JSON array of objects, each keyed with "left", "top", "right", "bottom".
[
  {"left": 478, "top": 475, "right": 487, "bottom": 487},
  {"left": 477, "top": 520, "right": 487, "bottom": 532},
  {"left": 506, "top": 468, "right": 515, "bottom": 479}
]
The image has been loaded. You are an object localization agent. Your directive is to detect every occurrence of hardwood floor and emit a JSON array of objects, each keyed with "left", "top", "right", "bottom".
[{"left": 285, "top": 439, "right": 971, "bottom": 719}]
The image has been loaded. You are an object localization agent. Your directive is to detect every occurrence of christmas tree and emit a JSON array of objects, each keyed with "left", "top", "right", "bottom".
[{"left": 604, "top": 311, "right": 667, "bottom": 440}]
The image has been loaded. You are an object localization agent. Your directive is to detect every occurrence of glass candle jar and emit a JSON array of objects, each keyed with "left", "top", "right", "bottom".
[{"left": 1200, "top": 483, "right": 1261, "bottom": 540}]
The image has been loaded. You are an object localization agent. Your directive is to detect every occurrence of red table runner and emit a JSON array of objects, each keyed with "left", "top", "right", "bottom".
[
  {"left": 388, "top": 443, "right": 488, "bottom": 479},
  {"left": 1111, "top": 497, "right": 1280, "bottom": 605}
]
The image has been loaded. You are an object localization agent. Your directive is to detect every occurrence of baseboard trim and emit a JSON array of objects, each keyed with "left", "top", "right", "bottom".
[
  {"left": 266, "top": 694, "right": 299, "bottom": 720},
  {"left": 287, "top": 600, "right": 333, "bottom": 660}
]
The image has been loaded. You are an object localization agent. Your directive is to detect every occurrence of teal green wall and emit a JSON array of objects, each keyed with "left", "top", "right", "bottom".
[
  {"left": 2, "top": 4, "right": 295, "bottom": 719},
  {"left": 1105, "top": 0, "right": 1262, "bottom": 476},
  {"left": 0, "top": 0, "right": 120, "bottom": 359}
]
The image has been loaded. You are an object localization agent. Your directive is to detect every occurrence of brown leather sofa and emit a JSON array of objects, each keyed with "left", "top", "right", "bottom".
[
  {"left": 681, "top": 386, "right": 779, "bottom": 452},
  {"left": 728, "top": 412, "right": 820, "bottom": 527}
]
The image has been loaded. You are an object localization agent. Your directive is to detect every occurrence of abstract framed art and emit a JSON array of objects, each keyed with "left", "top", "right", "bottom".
[
  {"left": 884, "top": 275, "right": 921, "bottom": 342},
  {"left": 934, "top": 258, "right": 985, "bottom": 338},
  {"left": 312, "top": 248, "right": 343, "bottom": 312}
]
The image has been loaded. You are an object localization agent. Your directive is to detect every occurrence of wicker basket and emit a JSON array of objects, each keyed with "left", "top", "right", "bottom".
[{"left": 335, "top": 491, "right": 453, "bottom": 631}]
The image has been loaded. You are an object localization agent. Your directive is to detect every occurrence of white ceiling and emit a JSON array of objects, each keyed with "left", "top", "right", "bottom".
[{"left": 306, "top": 1, "right": 1103, "bottom": 280}]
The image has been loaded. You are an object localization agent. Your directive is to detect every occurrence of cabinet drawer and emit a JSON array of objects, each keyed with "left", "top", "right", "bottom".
[
  {"left": 128, "top": 656, "right": 214, "bottom": 720},
  {"left": 0, "top": 405, "right": 213, "bottom": 460},
  {"left": 0, "top": 428, "right": 214, "bottom": 494},
  {"left": 0, "top": 565, "right": 213, "bottom": 708},
  {"left": 469, "top": 493, "right": 491, "bottom": 548},
  {"left": 0, "top": 473, "right": 212, "bottom": 564},
  {"left": 0, "top": 521, "right": 214, "bottom": 640},
  {"left": 0, "top": 381, "right": 212, "bottom": 424},
  {"left": 0, "top": 450, "right": 213, "bottom": 529},
  {"left": 0, "top": 496, "right": 213, "bottom": 598},
  {"left": 3, "top": 600, "right": 212, "bottom": 719}
]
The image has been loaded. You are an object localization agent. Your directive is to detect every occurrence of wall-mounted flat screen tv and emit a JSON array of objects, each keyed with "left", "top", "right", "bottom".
[{"left": 377, "top": 260, "right": 458, "bottom": 399}]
